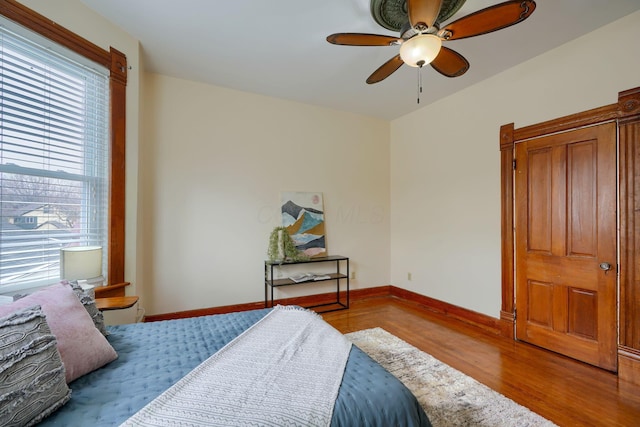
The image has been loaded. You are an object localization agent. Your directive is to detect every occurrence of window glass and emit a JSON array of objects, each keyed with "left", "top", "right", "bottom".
[{"left": 0, "top": 25, "right": 109, "bottom": 292}]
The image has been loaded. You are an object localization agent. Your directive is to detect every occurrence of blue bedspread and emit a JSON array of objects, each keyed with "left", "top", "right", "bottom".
[{"left": 40, "top": 308, "right": 430, "bottom": 426}]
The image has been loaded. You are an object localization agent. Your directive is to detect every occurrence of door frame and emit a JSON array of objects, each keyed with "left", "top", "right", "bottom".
[{"left": 499, "top": 86, "right": 640, "bottom": 383}]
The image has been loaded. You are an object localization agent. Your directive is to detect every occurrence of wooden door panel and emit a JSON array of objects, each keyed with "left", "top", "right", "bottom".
[
  {"left": 515, "top": 122, "right": 617, "bottom": 371},
  {"left": 527, "top": 148, "right": 553, "bottom": 253},
  {"left": 550, "top": 146, "right": 567, "bottom": 258},
  {"left": 568, "top": 287, "right": 597, "bottom": 340},
  {"left": 525, "top": 255, "right": 594, "bottom": 286},
  {"left": 523, "top": 322, "right": 601, "bottom": 365},
  {"left": 527, "top": 280, "right": 553, "bottom": 327},
  {"left": 567, "top": 141, "right": 597, "bottom": 257}
]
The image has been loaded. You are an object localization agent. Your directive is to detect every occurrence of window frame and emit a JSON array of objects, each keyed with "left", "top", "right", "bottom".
[{"left": 0, "top": 0, "right": 127, "bottom": 288}]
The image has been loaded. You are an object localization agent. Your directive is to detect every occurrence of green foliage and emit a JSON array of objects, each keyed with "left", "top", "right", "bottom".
[{"left": 267, "top": 226, "right": 309, "bottom": 263}]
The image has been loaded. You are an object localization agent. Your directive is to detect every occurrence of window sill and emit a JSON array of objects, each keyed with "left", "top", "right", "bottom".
[
  {"left": 94, "top": 282, "right": 130, "bottom": 298},
  {"left": 96, "top": 296, "right": 138, "bottom": 311}
]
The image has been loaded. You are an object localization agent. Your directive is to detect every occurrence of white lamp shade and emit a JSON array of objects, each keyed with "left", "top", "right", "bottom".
[
  {"left": 60, "top": 246, "right": 103, "bottom": 281},
  {"left": 399, "top": 34, "right": 442, "bottom": 67}
]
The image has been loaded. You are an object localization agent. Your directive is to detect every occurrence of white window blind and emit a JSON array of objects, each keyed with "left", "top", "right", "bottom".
[{"left": 0, "top": 24, "right": 110, "bottom": 292}]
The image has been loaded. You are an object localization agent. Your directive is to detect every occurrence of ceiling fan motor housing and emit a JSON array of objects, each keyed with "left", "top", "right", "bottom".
[{"left": 370, "top": 0, "right": 468, "bottom": 32}]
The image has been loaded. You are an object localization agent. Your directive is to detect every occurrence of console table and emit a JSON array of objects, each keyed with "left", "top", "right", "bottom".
[{"left": 264, "top": 255, "right": 349, "bottom": 312}]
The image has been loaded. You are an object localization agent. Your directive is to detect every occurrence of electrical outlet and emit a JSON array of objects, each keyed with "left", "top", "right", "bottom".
[
  {"left": 350, "top": 271, "right": 356, "bottom": 280},
  {"left": 407, "top": 272, "right": 412, "bottom": 281}
]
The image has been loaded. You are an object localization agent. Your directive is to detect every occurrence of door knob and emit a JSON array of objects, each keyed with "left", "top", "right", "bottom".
[{"left": 599, "top": 262, "right": 612, "bottom": 271}]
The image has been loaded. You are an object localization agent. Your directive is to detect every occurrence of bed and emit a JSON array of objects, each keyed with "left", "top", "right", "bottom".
[{"left": 1, "top": 285, "right": 430, "bottom": 427}]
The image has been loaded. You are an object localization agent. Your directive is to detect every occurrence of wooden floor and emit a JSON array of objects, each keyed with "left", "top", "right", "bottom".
[{"left": 320, "top": 296, "right": 640, "bottom": 427}]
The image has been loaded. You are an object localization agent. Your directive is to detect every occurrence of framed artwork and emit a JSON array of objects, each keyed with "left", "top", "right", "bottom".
[{"left": 281, "top": 192, "right": 326, "bottom": 257}]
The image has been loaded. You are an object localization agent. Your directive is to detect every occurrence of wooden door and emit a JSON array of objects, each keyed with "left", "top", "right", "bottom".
[{"left": 514, "top": 122, "right": 617, "bottom": 371}]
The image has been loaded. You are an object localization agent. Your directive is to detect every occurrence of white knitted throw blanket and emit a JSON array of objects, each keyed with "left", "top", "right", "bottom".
[{"left": 121, "top": 306, "right": 352, "bottom": 427}]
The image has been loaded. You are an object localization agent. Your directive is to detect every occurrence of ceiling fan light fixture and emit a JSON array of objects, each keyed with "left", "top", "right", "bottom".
[{"left": 399, "top": 34, "right": 442, "bottom": 68}]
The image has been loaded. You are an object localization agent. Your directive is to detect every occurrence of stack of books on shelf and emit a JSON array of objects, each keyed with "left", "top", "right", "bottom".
[{"left": 288, "top": 273, "right": 331, "bottom": 283}]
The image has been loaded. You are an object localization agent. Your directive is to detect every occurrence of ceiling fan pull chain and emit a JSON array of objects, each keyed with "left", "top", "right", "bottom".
[{"left": 417, "top": 62, "right": 424, "bottom": 104}]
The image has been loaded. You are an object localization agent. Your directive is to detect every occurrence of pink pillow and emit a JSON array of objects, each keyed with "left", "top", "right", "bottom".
[{"left": 0, "top": 284, "right": 117, "bottom": 382}]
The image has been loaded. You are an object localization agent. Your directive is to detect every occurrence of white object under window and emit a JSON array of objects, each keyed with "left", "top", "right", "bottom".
[{"left": 0, "top": 22, "right": 109, "bottom": 293}]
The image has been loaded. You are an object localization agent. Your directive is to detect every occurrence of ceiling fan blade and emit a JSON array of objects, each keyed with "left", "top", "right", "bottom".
[
  {"left": 407, "top": 0, "right": 444, "bottom": 29},
  {"left": 430, "top": 46, "right": 469, "bottom": 77},
  {"left": 327, "top": 33, "right": 400, "bottom": 46},
  {"left": 366, "top": 55, "right": 404, "bottom": 84},
  {"left": 440, "top": 0, "right": 536, "bottom": 41}
]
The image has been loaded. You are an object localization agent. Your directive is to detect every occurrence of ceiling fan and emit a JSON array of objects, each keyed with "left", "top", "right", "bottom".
[{"left": 327, "top": 0, "right": 536, "bottom": 84}]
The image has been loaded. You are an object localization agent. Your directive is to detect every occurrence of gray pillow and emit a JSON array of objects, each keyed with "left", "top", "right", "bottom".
[
  {"left": 66, "top": 281, "right": 109, "bottom": 336},
  {"left": 0, "top": 305, "right": 71, "bottom": 426}
]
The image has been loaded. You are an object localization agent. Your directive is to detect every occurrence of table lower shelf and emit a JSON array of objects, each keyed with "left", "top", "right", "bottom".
[
  {"left": 264, "top": 281, "right": 349, "bottom": 313},
  {"left": 305, "top": 301, "right": 349, "bottom": 313},
  {"left": 264, "top": 256, "right": 350, "bottom": 313},
  {"left": 268, "top": 273, "right": 347, "bottom": 287}
]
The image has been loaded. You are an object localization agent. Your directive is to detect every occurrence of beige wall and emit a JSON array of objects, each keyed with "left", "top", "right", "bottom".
[
  {"left": 141, "top": 75, "right": 390, "bottom": 314},
  {"left": 390, "top": 10, "right": 640, "bottom": 318},
  {"left": 15, "top": 2, "right": 640, "bottom": 319}
]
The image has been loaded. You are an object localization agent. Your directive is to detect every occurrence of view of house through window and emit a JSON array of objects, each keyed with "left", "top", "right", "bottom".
[{"left": 0, "top": 24, "right": 110, "bottom": 292}]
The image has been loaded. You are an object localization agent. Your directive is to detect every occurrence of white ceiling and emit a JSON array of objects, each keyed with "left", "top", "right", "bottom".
[{"left": 80, "top": 0, "right": 640, "bottom": 120}]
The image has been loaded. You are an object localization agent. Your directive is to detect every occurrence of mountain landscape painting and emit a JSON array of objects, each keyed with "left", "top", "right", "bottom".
[{"left": 281, "top": 192, "right": 326, "bottom": 257}]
